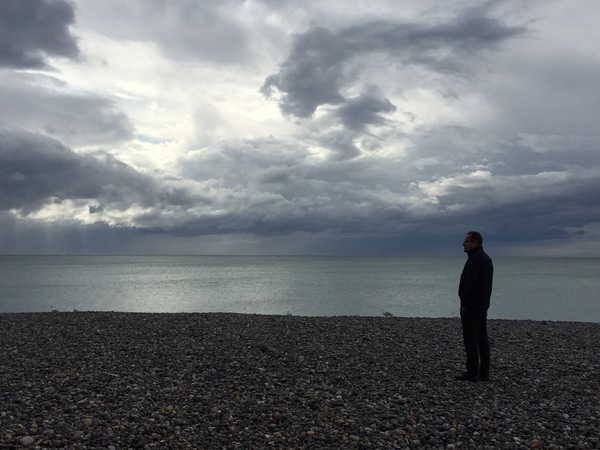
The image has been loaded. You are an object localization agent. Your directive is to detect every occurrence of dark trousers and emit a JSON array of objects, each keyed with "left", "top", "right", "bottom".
[{"left": 460, "top": 308, "right": 490, "bottom": 376}]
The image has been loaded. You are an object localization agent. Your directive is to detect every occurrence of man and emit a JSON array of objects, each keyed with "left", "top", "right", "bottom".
[{"left": 456, "top": 231, "right": 493, "bottom": 382}]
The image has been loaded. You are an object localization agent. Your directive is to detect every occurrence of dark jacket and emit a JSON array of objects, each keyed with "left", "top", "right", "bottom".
[{"left": 459, "top": 246, "right": 493, "bottom": 311}]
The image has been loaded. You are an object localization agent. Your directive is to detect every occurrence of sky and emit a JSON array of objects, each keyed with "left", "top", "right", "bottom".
[{"left": 1, "top": 0, "right": 600, "bottom": 256}]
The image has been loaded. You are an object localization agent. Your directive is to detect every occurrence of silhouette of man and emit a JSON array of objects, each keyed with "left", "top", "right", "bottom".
[{"left": 456, "top": 231, "right": 493, "bottom": 382}]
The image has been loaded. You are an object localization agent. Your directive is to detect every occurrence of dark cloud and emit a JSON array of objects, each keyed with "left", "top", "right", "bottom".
[
  {"left": 177, "top": 138, "right": 386, "bottom": 234},
  {"left": 0, "top": 75, "right": 134, "bottom": 146},
  {"left": 175, "top": 136, "right": 600, "bottom": 242},
  {"left": 3, "top": 128, "right": 600, "bottom": 255},
  {"left": 0, "top": 0, "right": 80, "bottom": 68},
  {"left": 262, "top": 8, "right": 526, "bottom": 118},
  {"left": 435, "top": 170, "right": 600, "bottom": 239},
  {"left": 0, "top": 129, "right": 158, "bottom": 213},
  {"left": 261, "top": 26, "right": 350, "bottom": 118},
  {"left": 334, "top": 85, "right": 397, "bottom": 131}
]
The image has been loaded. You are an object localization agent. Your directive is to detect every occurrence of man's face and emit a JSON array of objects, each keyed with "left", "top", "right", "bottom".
[{"left": 462, "top": 234, "right": 479, "bottom": 253}]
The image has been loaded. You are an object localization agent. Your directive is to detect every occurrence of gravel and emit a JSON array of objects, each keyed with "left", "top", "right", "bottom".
[{"left": 0, "top": 312, "right": 598, "bottom": 449}]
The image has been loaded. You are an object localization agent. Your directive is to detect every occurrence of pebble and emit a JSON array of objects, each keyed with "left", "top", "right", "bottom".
[
  {"left": 0, "top": 312, "right": 598, "bottom": 449},
  {"left": 19, "top": 436, "right": 34, "bottom": 447}
]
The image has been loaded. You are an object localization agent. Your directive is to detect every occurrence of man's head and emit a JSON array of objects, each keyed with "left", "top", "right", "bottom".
[{"left": 463, "top": 231, "right": 483, "bottom": 253}]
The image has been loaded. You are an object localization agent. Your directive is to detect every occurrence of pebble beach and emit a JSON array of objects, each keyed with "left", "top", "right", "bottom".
[{"left": 1, "top": 313, "right": 598, "bottom": 449}]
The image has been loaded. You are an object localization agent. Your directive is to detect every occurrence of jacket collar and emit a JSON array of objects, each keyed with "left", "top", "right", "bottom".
[{"left": 467, "top": 245, "right": 484, "bottom": 257}]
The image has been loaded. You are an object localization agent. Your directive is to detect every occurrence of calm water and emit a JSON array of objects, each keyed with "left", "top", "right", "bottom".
[{"left": 0, "top": 255, "right": 598, "bottom": 322}]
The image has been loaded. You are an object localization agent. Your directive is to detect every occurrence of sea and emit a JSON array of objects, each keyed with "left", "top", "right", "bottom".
[{"left": 0, "top": 255, "right": 598, "bottom": 323}]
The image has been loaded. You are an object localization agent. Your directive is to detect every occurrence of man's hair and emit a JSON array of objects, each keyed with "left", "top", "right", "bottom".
[{"left": 467, "top": 231, "right": 483, "bottom": 245}]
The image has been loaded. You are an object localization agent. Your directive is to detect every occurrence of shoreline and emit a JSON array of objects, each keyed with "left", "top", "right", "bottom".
[
  {"left": 3, "top": 310, "right": 599, "bottom": 324},
  {"left": 1, "top": 313, "right": 598, "bottom": 448}
]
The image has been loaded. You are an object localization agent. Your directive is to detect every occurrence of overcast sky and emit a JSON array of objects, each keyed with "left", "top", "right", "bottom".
[{"left": 1, "top": 0, "right": 599, "bottom": 256}]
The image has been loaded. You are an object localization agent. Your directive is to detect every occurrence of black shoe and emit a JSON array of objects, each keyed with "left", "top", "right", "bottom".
[
  {"left": 478, "top": 373, "right": 489, "bottom": 382},
  {"left": 455, "top": 372, "right": 478, "bottom": 382}
]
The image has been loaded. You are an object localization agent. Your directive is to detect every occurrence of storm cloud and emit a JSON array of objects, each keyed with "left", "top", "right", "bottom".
[
  {"left": 0, "top": 0, "right": 80, "bottom": 68},
  {"left": 1, "top": 0, "right": 599, "bottom": 255},
  {"left": 261, "top": 9, "right": 526, "bottom": 118}
]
